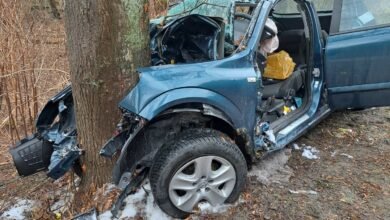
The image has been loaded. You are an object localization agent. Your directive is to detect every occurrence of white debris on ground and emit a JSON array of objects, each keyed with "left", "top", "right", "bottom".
[
  {"left": 292, "top": 143, "right": 320, "bottom": 159},
  {"left": 248, "top": 149, "right": 293, "bottom": 185},
  {"left": 99, "top": 182, "right": 171, "bottom": 220},
  {"left": 1, "top": 199, "right": 36, "bottom": 220},
  {"left": 288, "top": 189, "right": 318, "bottom": 195},
  {"left": 301, "top": 146, "right": 320, "bottom": 160},
  {"left": 340, "top": 153, "right": 354, "bottom": 159},
  {"left": 331, "top": 150, "right": 353, "bottom": 159}
]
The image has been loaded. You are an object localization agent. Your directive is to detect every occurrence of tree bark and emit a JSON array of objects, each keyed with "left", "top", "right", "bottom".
[
  {"left": 64, "top": 0, "right": 150, "bottom": 210},
  {"left": 48, "top": 0, "right": 60, "bottom": 19}
]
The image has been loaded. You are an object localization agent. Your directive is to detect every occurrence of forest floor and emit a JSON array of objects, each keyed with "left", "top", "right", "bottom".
[{"left": 0, "top": 108, "right": 389, "bottom": 219}]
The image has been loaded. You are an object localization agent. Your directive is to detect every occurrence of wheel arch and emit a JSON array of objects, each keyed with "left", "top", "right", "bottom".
[
  {"left": 137, "top": 87, "right": 246, "bottom": 128},
  {"left": 113, "top": 102, "right": 254, "bottom": 184}
]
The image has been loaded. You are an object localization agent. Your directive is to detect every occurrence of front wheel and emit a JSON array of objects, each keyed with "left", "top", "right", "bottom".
[{"left": 149, "top": 129, "right": 247, "bottom": 218}]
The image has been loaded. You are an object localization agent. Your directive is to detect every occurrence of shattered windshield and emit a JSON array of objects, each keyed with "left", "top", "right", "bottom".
[{"left": 167, "top": 0, "right": 231, "bottom": 18}]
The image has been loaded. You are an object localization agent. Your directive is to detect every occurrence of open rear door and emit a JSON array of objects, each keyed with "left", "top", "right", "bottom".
[{"left": 325, "top": 0, "right": 390, "bottom": 110}]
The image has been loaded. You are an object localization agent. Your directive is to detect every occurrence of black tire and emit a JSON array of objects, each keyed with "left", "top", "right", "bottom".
[{"left": 149, "top": 128, "right": 247, "bottom": 218}]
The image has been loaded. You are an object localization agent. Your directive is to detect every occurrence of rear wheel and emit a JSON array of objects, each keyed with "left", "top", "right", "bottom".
[{"left": 149, "top": 129, "right": 247, "bottom": 218}]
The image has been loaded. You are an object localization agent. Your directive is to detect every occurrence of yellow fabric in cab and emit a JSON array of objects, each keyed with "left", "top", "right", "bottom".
[{"left": 264, "top": 50, "right": 296, "bottom": 80}]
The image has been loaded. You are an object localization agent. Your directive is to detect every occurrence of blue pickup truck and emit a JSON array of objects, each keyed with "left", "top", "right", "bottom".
[{"left": 10, "top": 0, "right": 390, "bottom": 218}]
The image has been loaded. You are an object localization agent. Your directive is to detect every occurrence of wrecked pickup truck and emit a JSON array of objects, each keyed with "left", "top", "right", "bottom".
[{"left": 10, "top": 0, "right": 390, "bottom": 218}]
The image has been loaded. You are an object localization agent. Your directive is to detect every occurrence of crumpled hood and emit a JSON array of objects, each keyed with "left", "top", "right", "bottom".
[{"left": 118, "top": 62, "right": 212, "bottom": 115}]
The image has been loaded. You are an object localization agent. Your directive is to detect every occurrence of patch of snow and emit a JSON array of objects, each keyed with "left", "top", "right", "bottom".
[
  {"left": 248, "top": 149, "right": 293, "bottom": 185},
  {"left": 302, "top": 146, "right": 320, "bottom": 160},
  {"left": 1, "top": 199, "right": 36, "bottom": 220},
  {"left": 144, "top": 184, "right": 170, "bottom": 220},
  {"left": 292, "top": 143, "right": 300, "bottom": 150},
  {"left": 113, "top": 182, "right": 170, "bottom": 220},
  {"left": 98, "top": 211, "right": 113, "bottom": 220},
  {"left": 198, "top": 202, "right": 232, "bottom": 214},
  {"left": 119, "top": 188, "right": 146, "bottom": 219},
  {"left": 340, "top": 153, "right": 353, "bottom": 159},
  {"left": 50, "top": 199, "right": 65, "bottom": 212},
  {"left": 288, "top": 189, "right": 318, "bottom": 195}
]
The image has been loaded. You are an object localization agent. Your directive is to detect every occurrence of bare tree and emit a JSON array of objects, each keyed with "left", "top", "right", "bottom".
[{"left": 63, "top": 0, "right": 150, "bottom": 208}]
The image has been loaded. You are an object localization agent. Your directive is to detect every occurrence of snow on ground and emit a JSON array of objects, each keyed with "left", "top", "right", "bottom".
[
  {"left": 1, "top": 199, "right": 36, "bottom": 220},
  {"left": 98, "top": 181, "right": 241, "bottom": 219},
  {"left": 293, "top": 143, "right": 320, "bottom": 160},
  {"left": 301, "top": 146, "right": 320, "bottom": 160},
  {"left": 98, "top": 182, "right": 170, "bottom": 220},
  {"left": 99, "top": 210, "right": 113, "bottom": 220},
  {"left": 197, "top": 202, "right": 233, "bottom": 214},
  {"left": 248, "top": 148, "right": 293, "bottom": 185}
]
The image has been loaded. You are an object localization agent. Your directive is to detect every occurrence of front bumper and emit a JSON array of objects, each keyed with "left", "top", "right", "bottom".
[{"left": 10, "top": 86, "right": 82, "bottom": 179}]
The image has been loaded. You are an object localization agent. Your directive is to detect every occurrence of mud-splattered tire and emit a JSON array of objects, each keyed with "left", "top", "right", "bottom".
[{"left": 149, "top": 128, "right": 247, "bottom": 218}]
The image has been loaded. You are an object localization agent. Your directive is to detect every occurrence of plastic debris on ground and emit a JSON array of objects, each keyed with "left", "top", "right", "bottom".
[
  {"left": 288, "top": 189, "right": 318, "bottom": 195},
  {"left": 248, "top": 149, "right": 293, "bottom": 185},
  {"left": 1, "top": 199, "right": 36, "bottom": 220}
]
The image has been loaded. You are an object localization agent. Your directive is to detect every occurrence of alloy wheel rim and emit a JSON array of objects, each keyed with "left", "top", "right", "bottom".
[{"left": 168, "top": 156, "right": 236, "bottom": 212}]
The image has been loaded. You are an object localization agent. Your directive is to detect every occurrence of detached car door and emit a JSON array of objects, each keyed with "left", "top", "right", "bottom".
[{"left": 325, "top": 0, "right": 390, "bottom": 109}]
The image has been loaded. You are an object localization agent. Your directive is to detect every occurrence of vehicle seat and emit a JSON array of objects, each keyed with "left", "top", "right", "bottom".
[
  {"left": 262, "top": 68, "right": 305, "bottom": 99},
  {"left": 277, "top": 29, "right": 306, "bottom": 65}
]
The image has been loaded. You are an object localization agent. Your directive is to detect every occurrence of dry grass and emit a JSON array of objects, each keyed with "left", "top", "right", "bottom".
[
  {"left": 0, "top": 0, "right": 172, "bottom": 147},
  {"left": 0, "top": 0, "right": 69, "bottom": 147}
]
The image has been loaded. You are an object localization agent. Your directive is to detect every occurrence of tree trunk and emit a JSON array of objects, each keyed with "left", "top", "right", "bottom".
[
  {"left": 48, "top": 0, "right": 60, "bottom": 19},
  {"left": 64, "top": 0, "right": 150, "bottom": 210}
]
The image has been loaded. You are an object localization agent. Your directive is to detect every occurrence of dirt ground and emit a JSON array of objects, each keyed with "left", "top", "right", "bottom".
[
  {"left": 207, "top": 107, "right": 390, "bottom": 220},
  {"left": 0, "top": 108, "right": 389, "bottom": 219}
]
